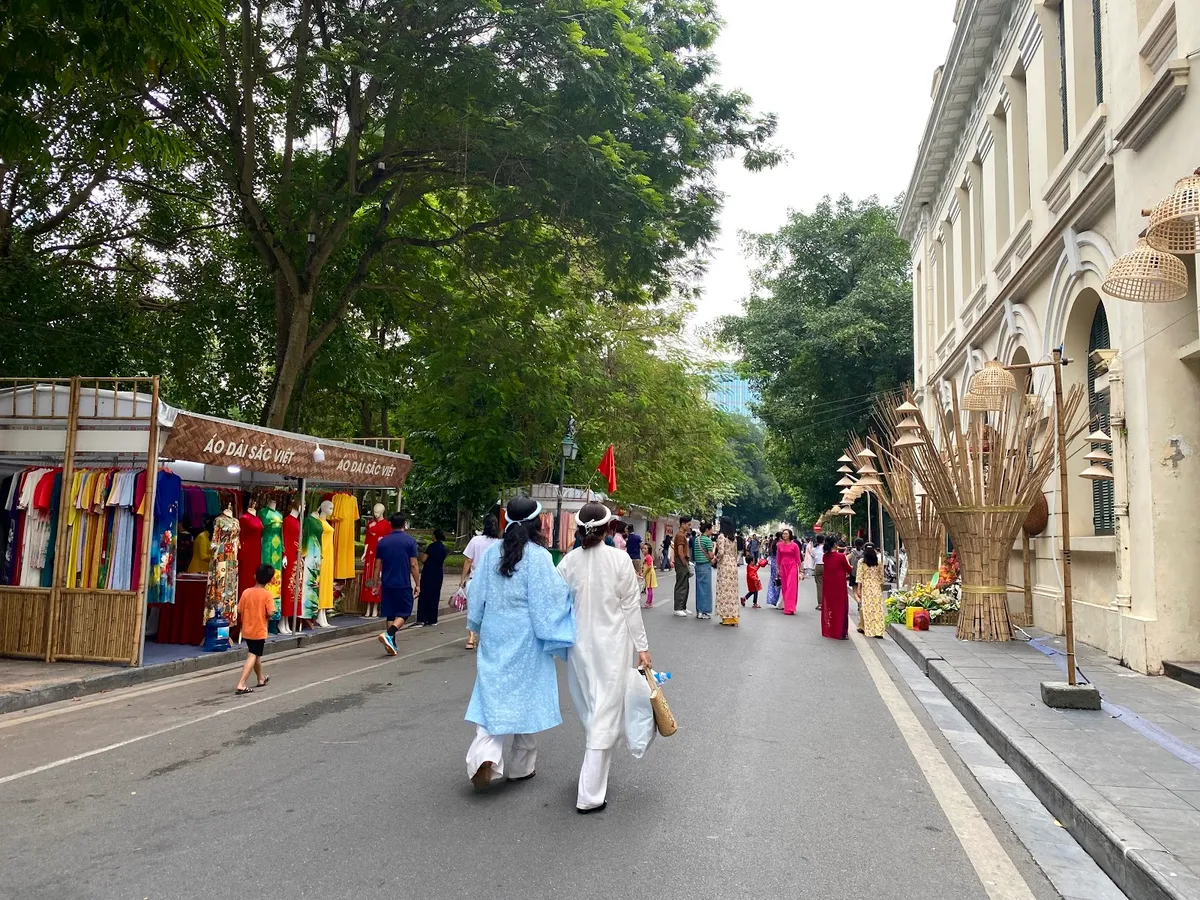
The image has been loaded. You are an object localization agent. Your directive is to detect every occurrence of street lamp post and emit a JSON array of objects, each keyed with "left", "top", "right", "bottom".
[{"left": 554, "top": 417, "right": 579, "bottom": 551}]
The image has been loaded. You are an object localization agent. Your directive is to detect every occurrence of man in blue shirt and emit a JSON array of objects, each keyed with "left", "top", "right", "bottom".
[
  {"left": 376, "top": 512, "right": 420, "bottom": 655},
  {"left": 626, "top": 528, "right": 643, "bottom": 576}
]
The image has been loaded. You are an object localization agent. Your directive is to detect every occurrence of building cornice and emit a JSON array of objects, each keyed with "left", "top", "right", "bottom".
[{"left": 899, "top": 0, "right": 1023, "bottom": 240}]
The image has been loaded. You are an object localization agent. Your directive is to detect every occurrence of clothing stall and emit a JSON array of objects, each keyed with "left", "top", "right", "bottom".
[{"left": 0, "top": 378, "right": 412, "bottom": 668}]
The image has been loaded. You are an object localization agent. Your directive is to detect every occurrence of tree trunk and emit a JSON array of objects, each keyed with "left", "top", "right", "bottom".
[{"left": 262, "top": 287, "right": 314, "bottom": 429}]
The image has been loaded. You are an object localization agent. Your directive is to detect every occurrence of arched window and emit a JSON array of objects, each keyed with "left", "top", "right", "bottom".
[{"left": 1087, "top": 303, "right": 1114, "bottom": 535}]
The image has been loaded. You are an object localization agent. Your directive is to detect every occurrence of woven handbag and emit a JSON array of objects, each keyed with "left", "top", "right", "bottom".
[{"left": 644, "top": 668, "right": 677, "bottom": 737}]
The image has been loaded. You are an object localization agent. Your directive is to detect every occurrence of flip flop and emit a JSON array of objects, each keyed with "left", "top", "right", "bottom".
[
  {"left": 236, "top": 687, "right": 254, "bottom": 695},
  {"left": 256, "top": 676, "right": 270, "bottom": 688}
]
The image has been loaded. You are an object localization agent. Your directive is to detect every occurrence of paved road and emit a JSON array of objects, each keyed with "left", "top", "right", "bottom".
[{"left": 0, "top": 570, "right": 1066, "bottom": 900}]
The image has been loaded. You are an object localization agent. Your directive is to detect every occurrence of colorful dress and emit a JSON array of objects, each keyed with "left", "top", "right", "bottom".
[
  {"left": 766, "top": 551, "right": 780, "bottom": 607},
  {"left": 147, "top": 470, "right": 182, "bottom": 604},
  {"left": 360, "top": 518, "right": 392, "bottom": 606},
  {"left": 777, "top": 539, "right": 801, "bottom": 615},
  {"left": 204, "top": 514, "right": 240, "bottom": 622},
  {"left": 301, "top": 513, "right": 324, "bottom": 618},
  {"left": 319, "top": 516, "right": 335, "bottom": 610},
  {"left": 714, "top": 534, "right": 740, "bottom": 624},
  {"left": 859, "top": 560, "right": 886, "bottom": 638},
  {"left": 258, "top": 506, "right": 283, "bottom": 618},
  {"left": 329, "top": 493, "right": 360, "bottom": 580},
  {"left": 820, "top": 550, "right": 852, "bottom": 640},
  {"left": 282, "top": 512, "right": 301, "bottom": 619}
]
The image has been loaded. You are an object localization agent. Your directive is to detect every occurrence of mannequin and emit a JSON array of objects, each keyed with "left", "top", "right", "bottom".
[
  {"left": 238, "top": 500, "right": 263, "bottom": 597},
  {"left": 316, "top": 499, "right": 336, "bottom": 626},
  {"left": 280, "top": 506, "right": 301, "bottom": 634},
  {"left": 205, "top": 505, "right": 240, "bottom": 624},
  {"left": 361, "top": 502, "right": 391, "bottom": 618},
  {"left": 302, "top": 502, "right": 336, "bottom": 627},
  {"left": 258, "top": 499, "right": 284, "bottom": 625}
]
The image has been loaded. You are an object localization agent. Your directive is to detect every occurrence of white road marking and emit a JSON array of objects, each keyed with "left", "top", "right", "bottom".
[
  {"left": 0, "top": 612, "right": 467, "bottom": 731},
  {"left": 852, "top": 633, "right": 1036, "bottom": 900},
  {"left": 0, "top": 636, "right": 465, "bottom": 787}
]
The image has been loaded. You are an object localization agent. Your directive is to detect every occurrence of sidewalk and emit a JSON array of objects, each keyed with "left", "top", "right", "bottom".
[
  {"left": 890, "top": 623, "right": 1200, "bottom": 900},
  {"left": 0, "top": 581, "right": 464, "bottom": 716}
]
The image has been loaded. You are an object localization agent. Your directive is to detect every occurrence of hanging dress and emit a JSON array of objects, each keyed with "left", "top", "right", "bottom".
[
  {"left": 258, "top": 506, "right": 284, "bottom": 618},
  {"left": 360, "top": 517, "right": 392, "bottom": 607},
  {"left": 282, "top": 513, "right": 302, "bottom": 619},
  {"left": 147, "top": 470, "right": 182, "bottom": 605},
  {"left": 319, "top": 516, "right": 335, "bottom": 610},
  {"left": 329, "top": 493, "right": 360, "bottom": 580},
  {"left": 301, "top": 513, "right": 325, "bottom": 618},
  {"left": 237, "top": 510, "right": 264, "bottom": 596},
  {"left": 204, "top": 514, "right": 240, "bottom": 622}
]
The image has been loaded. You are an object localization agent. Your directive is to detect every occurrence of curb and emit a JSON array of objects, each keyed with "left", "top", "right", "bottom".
[
  {"left": 888, "top": 623, "right": 1199, "bottom": 900},
  {"left": 0, "top": 620, "right": 387, "bottom": 717}
]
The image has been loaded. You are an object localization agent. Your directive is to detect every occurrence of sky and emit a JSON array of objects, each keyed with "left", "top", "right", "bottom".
[{"left": 694, "top": 0, "right": 958, "bottom": 334}]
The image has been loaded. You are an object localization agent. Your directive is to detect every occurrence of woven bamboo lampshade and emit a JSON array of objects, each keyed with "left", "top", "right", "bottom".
[
  {"left": 837, "top": 465, "right": 854, "bottom": 473},
  {"left": 857, "top": 447, "right": 878, "bottom": 459},
  {"left": 1085, "top": 428, "right": 1113, "bottom": 445},
  {"left": 856, "top": 460, "right": 878, "bottom": 475},
  {"left": 857, "top": 473, "right": 883, "bottom": 487},
  {"left": 1084, "top": 447, "right": 1113, "bottom": 463},
  {"left": 1103, "top": 238, "right": 1189, "bottom": 303},
  {"left": 834, "top": 505, "right": 854, "bottom": 515},
  {"left": 836, "top": 475, "right": 856, "bottom": 487},
  {"left": 894, "top": 431, "right": 924, "bottom": 448},
  {"left": 1080, "top": 464, "right": 1115, "bottom": 482},
  {"left": 967, "top": 359, "right": 1018, "bottom": 398},
  {"left": 962, "top": 389, "right": 1003, "bottom": 412},
  {"left": 837, "top": 454, "right": 853, "bottom": 463},
  {"left": 896, "top": 415, "right": 921, "bottom": 431},
  {"left": 895, "top": 400, "right": 920, "bottom": 415},
  {"left": 1147, "top": 169, "right": 1200, "bottom": 255}
]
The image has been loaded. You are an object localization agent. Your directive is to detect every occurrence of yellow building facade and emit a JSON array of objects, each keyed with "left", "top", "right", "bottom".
[{"left": 901, "top": 0, "right": 1200, "bottom": 673}]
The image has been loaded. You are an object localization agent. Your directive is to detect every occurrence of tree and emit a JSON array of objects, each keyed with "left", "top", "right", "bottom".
[
  {"left": 721, "top": 196, "right": 912, "bottom": 525},
  {"left": 58, "top": 0, "right": 776, "bottom": 427},
  {"left": 722, "top": 415, "right": 789, "bottom": 527}
]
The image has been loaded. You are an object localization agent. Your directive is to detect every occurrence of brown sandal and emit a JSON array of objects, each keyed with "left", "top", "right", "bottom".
[{"left": 471, "top": 760, "right": 495, "bottom": 790}]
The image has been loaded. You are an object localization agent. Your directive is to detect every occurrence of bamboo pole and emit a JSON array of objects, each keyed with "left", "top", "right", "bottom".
[
  {"left": 133, "top": 377, "right": 161, "bottom": 667},
  {"left": 1022, "top": 530, "right": 1033, "bottom": 624},
  {"left": 1051, "top": 349, "right": 1077, "bottom": 684},
  {"left": 45, "top": 378, "right": 81, "bottom": 662}
]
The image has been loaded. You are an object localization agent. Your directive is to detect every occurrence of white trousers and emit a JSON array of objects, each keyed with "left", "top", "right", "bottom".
[
  {"left": 577, "top": 748, "right": 613, "bottom": 810},
  {"left": 466, "top": 725, "right": 537, "bottom": 783}
]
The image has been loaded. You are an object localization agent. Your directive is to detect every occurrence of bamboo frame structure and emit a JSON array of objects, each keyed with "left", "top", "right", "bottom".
[
  {"left": 848, "top": 397, "right": 944, "bottom": 589},
  {"left": 900, "top": 381, "right": 1086, "bottom": 641}
]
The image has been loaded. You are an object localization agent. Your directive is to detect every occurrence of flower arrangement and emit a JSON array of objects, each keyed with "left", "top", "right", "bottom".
[{"left": 885, "top": 580, "right": 961, "bottom": 625}]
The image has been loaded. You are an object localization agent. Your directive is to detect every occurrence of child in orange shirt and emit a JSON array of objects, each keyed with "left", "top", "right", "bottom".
[{"left": 235, "top": 564, "right": 275, "bottom": 695}]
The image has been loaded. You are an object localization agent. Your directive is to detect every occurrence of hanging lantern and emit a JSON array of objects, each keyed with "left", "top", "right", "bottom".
[
  {"left": 895, "top": 400, "right": 920, "bottom": 415},
  {"left": 856, "top": 460, "right": 878, "bottom": 475},
  {"left": 1147, "top": 169, "right": 1200, "bottom": 255},
  {"left": 896, "top": 415, "right": 922, "bottom": 432},
  {"left": 1080, "top": 464, "right": 1115, "bottom": 482},
  {"left": 857, "top": 473, "right": 883, "bottom": 488},
  {"left": 962, "top": 390, "right": 1003, "bottom": 412},
  {"left": 836, "top": 475, "right": 856, "bottom": 487},
  {"left": 837, "top": 454, "right": 853, "bottom": 463},
  {"left": 1085, "top": 428, "right": 1113, "bottom": 445},
  {"left": 857, "top": 447, "right": 878, "bottom": 459},
  {"left": 967, "top": 359, "right": 1018, "bottom": 398},
  {"left": 1103, "top": 238, "right": 1189, "bottom": 303},
  {"left": 894, "top": 431, "right": 924, "bottom": 449},
  {"left": 1084, "top": 447, "right": 1114, "bottom": 463},
  {"left": 837, "top": 465, "right": 854, "bottom": 474}
]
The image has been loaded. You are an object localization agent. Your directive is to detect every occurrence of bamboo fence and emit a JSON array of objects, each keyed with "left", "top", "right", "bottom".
[{"left": 900, "top": 382, "right": 1086, "bottom": 641}]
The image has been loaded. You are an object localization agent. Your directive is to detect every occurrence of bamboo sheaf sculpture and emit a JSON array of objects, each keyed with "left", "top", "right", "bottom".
[
  {"left": 848, "top": 417, "right": 943, "bottom": 589},
  {"left": 901, "top": 382, "right": 1086, "bottom": 642}
]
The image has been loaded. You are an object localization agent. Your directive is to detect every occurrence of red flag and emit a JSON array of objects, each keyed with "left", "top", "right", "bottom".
[{"left": 597, "top": 444, "right": 617, "bottom": 494}]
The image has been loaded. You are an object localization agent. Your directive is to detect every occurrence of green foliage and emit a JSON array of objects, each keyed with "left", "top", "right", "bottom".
[
  {"left": 722, "top": 195, "right": 913, "bottom": 525},
  {"left": 721, "top": 414, "right": 789, "bottom": 527}
]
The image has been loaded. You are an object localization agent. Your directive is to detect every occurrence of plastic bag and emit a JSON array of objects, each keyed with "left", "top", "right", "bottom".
[
  {"left": 624, "top": 669, "right": 656, "bottom": 758},
  {"left": 449, "top": 584, "right": 468, "bottom": 612}
]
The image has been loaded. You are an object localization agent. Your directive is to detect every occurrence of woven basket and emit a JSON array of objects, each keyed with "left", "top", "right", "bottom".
[
  {"left": 1148, "top": 172, "right": 1200, "bottom": 255},
  {"left": 1103, "top": 238, "right": 1189, "bottom": 302},
  {"left": 933, "top": 609, "right": 959, "bottom": 626},
  {"left": 1023, "top": 492, "right": 1049, "bottom": 536}
]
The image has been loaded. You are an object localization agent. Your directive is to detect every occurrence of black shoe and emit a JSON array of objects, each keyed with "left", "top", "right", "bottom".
[{"left": 577, "top": 801, "right": 607, "bottom": 814}]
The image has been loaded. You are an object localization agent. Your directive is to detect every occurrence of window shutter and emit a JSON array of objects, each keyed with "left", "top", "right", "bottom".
[{"left": 1088, "top": 304, "right": 1114, "bottom": 535}]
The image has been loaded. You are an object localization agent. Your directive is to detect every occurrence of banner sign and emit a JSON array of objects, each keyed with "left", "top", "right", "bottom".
[{"left": 162, "top": 413, "right": 412, "bottom": 487}]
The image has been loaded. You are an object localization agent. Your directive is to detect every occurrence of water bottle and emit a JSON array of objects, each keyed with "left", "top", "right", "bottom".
[{"left": 652, "top": 670, "right": 672, "bottom": 686}]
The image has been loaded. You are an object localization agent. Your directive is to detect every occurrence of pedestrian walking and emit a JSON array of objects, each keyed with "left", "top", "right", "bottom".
[
  {"left": 611, "top": 522, "right": 627, "bottom": 553},
  {"left": 812, "top": 537, "right": 826, "bottom": 610},
  {"left": 376, "top": 513, "right": 420, "bottom": 655},
  {"left": 858, "top": 543, "right": 886, "bottom": 638},
  {"left": 643, "top": 546, "right": 657, "bottom": 607},
  {"left": 748, "top": 532, "right": 761, "bottom": 560},
  {"left": 776, "top": 528, "right": 802, "bottom": 615},
  {"left": 714, "top": 517, "right": 740, "bottom": 626},
  {"left": 743, "top": 553, "right": 765, "bottom": 608},
  {"left": 660, "top": 530, "right": 673, "bottom": 570},
  {"left": 848, "top": 537, "right": 865, "bottom": 631},
  {"left": 460, "top": 515, "right": 501, "bottom": 650},
  {"left": 802, "top": 538, "right": 815, "bottom": 581},
  {"left": 672, "top": 516, "right": 692, "bottom": 617},
  {"left": 465, "top": 496, "right": 575, "bottom": 790},
  {"left": 557, "top": 502, "right": 652, "bottom": 813},
  {"left": 234, "top": 564, "right": 274, "bottom": 695},
  {"left": 693, "top": 520, "right": 715, "bottom": 620},
  {"left": 415, "top": 528, "right": 447, "bottom": 627},
  {"left": 626, "top": 527, "right": 643, "bottom": 577},
  {"left": 820, "top": 538, "right": 852, "bottom": 640},
  {"left": 765, "top": 533, "right": 782, "bottom": 608}
]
